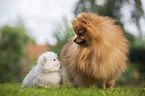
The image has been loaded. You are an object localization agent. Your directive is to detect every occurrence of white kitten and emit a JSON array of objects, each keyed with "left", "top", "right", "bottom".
[{"left": 22, "top": 52, "right": 61, "bottom": 88}]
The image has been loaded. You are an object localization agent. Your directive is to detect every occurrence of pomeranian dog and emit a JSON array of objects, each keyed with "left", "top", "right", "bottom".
[
  {"left": 60, "top": 13, "right": 129, "bottom": 89},
  {"left": 22, "top": 52, "right": 61, "bottom": 88}
]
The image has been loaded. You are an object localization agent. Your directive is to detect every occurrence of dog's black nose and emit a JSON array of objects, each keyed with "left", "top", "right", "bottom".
[{"left": 73, "top": 39, "right": 76, "bottom": 43}]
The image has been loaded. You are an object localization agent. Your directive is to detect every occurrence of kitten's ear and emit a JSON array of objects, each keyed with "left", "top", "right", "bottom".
[{"left": 42, "top": 57, "right": 47, "bottom": 65}]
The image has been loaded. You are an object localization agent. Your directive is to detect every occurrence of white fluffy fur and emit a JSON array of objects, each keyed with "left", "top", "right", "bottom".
[{"left": 22, "top": 52, "right": 61, "bottom": 88}]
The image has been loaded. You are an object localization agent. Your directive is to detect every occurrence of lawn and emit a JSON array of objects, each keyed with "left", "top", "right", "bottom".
[{"left": 0, "top": 83, "right": 144, "bottom": 96}]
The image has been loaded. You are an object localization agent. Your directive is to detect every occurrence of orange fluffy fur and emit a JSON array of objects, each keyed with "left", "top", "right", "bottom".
[{"left": 60, "top": 13, "right": 129, "bottom": 89}]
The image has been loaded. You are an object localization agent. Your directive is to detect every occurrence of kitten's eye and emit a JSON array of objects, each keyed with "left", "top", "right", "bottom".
[{"left": 53, "top": 59, "right": 56, "bottom": 61}]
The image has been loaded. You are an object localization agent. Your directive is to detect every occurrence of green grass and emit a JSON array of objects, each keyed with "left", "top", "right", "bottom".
[{"left": 0, "top": 83, "right": 144, "bottom": 96}]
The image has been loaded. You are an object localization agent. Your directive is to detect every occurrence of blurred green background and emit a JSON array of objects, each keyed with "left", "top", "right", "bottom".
[{"left": 0, "top": 0, "right": 145, "bottom": 87}]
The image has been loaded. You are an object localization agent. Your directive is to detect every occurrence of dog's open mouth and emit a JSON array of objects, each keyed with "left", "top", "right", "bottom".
[{"left": 74, "top": 39, "right": 86, "bottom": 45}]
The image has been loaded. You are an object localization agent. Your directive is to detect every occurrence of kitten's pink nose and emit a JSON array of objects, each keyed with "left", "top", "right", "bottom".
[{"left": 57, "top": 63, "right": 60, "bottom": 67}]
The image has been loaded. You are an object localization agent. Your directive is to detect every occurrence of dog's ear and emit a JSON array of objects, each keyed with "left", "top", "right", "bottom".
[
  {"left": 42, "top": 57, "right": 47, "bottom": 65},
  {"left": 77, "top": 13, "right": 91, "bottom": 27}
]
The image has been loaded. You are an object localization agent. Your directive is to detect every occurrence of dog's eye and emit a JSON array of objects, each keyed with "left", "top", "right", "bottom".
[
  {"left": 53, "top": 59, "right": 56, "bottom": 61},
  {"left": 78, "top": 33, "right": 83, "bottom": 36}
]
